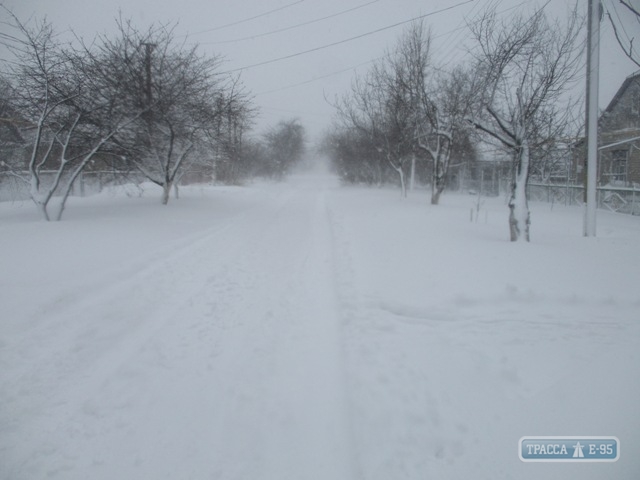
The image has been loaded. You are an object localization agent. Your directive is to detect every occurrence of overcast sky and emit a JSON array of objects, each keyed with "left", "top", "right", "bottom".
[{"left": 3, "top": 0, "right": 639, "bottom": 142}]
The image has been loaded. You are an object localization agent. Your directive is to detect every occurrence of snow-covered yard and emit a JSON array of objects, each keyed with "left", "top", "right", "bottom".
[{"left": 1, "top": 172, "right": 639, "bottom": 479}]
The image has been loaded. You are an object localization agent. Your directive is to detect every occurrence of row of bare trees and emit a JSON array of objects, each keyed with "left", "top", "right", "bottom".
[
  {"left": 327, "top": 21, "right": 475, "bottom": 205},
  {"left": 0, "top": 10, "right": 256, "bottom": 220},
  {"left": 324, "top": 4, "right": 584, "bottom": 241}
]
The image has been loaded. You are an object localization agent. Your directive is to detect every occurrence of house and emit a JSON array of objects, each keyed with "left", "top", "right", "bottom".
[{"left": 576, "top": 70, "right": 640, "bottom": 186}]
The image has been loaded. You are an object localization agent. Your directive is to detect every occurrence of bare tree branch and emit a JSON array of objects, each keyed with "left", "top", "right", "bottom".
[
  {"left": 619, "top": 0, "right": 640, "bottom": 18},
  {"left": 606, "top": 10, "right": 640, "bottom": 68}
]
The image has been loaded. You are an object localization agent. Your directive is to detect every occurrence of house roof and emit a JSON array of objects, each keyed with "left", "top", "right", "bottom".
[
  {"left": 570, "top": 71, "right": 640, "bottom": 148},
  {"left": 603, "top": 69, "right": 640, "bottom": 116}
]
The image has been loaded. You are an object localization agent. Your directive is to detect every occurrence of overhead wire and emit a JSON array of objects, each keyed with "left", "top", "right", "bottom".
[
  {"left": 244, "top": 0, "right": 587, "bottom": 128},
  {"left": 254, "top": 0, "right": 539, "bottom": 97},
  {"left": 188, "top": 0, "right": 305, "bottom": 36},
  {"left": 435, "top": 0, "right": 539, "bottom": 70},
  {"left": 429, "top": 0, "right": 489, "bottom": 67},
  {"left": 220, "top": 0, "right": 475, "bottom": 74},
  {"left": 255, "top": 60, "right": 377, "bottom": 96},
  {"left": 239, "top": 0, "right": 587, "bottom": 135},
  {"left": 201, "top": 0, "right": 380, "bottom": 46}
]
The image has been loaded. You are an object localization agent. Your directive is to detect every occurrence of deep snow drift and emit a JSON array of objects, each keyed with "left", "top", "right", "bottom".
[{"left": 1, "top": 172, "right": 639, "bottom": 479}]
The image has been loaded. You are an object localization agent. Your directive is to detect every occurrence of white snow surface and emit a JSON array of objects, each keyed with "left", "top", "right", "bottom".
[{"left": 1, "top": 169, "right": 639, "bottom": 480}]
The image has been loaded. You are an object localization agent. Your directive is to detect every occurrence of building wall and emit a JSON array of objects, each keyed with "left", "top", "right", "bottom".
[
  {"left": 599, "top": 128, "right": 640, "bottom": 186},
  {"left": 601, "top": 77, "right": 640, "bottom": 132},
  {"left": 573, "top": 75, "right": 640, "bottom": 187}
]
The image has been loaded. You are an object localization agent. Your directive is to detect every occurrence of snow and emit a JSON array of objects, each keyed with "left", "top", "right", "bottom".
[{"left": 1, "top": 170, "right": 639, "bottom": 480}]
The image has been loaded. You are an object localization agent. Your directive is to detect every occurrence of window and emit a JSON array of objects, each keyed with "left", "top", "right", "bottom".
[{"left": 607, "top": 149, "right": 628, "bottom": 184}]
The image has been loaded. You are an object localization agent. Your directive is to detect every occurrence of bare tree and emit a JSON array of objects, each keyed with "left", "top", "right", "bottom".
[
  {"left": 320, "top": 125, "right": 385, "bottom": 185},
  {"left": 336, "top": 60, "right": 415, "bottom": 197},
  {"left": 1, "top": 10, "right": 147, "bottom": 220},
  {"left": 0, "top": 77, "right": 26, "bottom": 168},
  {"left": 606, "top": 0, "right": 640, "bottom": 68},
  {"left": 392, "top": 22, "right": 476, "bottom": 204},
  {"left": 467, "top": 6, "right": 583, "bottom": 241},
  {"left": 262, "top": 118, "right": 306, "bottom": 179},
  {"left": 207, "top": 76, "right": 256, "bottom": 184},
  {"left": 331, "top": 22, "right": 475, "bottom": 200},
  {"left": 95, "top": 19, "right": 231, "bottom": 204}
]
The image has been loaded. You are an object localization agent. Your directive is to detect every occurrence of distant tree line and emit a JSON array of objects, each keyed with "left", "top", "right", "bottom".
[{"left": 0, "top": 9, "right": 306, "bottom": 220}]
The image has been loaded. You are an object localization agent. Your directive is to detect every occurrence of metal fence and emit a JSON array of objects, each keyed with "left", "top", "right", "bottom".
[
  {"left": 452, "top": 160, "right": 640, "bottom": 216},
  {"left": 528, "top": 182, "right": 640, "bottom": 215},
  {"left": 0, "top": 170, "right": 144, "bottom": 202},
  {"left": 451, "top": 161, "right": 512, "bottom": 197}
]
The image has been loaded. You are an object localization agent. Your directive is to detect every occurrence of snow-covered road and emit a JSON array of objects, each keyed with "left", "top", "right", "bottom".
[
  {"left": 2, "top": 172, "right": 639, "bottom": 479},
  {"left": 2, "top": 174, "right": 359, "bottom": 479}
]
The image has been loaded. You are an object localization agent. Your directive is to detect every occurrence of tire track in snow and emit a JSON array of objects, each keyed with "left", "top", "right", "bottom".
[
  {"left": 2, "top": 179, "right": 358, "bottom": 480},
  {"left": 1, "top": 187, "right": 296, "bottom": 478},
  {"left": 189, "top": 181, "right": 358, "bottom": 480}
]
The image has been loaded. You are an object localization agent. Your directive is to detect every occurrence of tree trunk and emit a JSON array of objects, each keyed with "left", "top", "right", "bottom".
[
  {"left": 430, "top": 162, "right": 445, "bottom": 205},
  {"left": 55, "top": 198, "right": 67, "bottom": 222},
  {"left": 161, "top": 182, "right": 172, "bottom": 205},
  {"left": 30, "top": 177, "right": 50, "bottom": 221},
  {"left": 508, "top": 142, "right": 531, "bottom": 242},
  {"left": 56, "top": 163, "right": 90, "bottom": 221},
  {"left": 409, "top": 154, "right": 416, "bottom": 192},
  {"left": 37, "top": 201, "right": 50, "bottom": 221},
  {"left": 398, "top": 166, "right": 406, "bottom": 198},
  {"left": 431, "top": 186, "right": 443, "bottom": 205}
]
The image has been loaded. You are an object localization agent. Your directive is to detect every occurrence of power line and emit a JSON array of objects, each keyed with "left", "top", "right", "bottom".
[
  {"left": 429, "top": 0, "right": 487, "bottom": 68},
  {"left": 188, "top": 0, "right": 305, "bottom": 36},
  {"left": 254, "top": 0, "right": 533, "bottom": 97},
  {"left": 202, "top": 0, "right": 379, "bottom": 45},
  {"left": 221, "top": 0, "right": 475, "bottom": 74},
  {"left": 434, "top": 0, "right": 533, "bottom": 71},
  {"left": 255, "top": 59, "right": 377, "bottom": 96}
]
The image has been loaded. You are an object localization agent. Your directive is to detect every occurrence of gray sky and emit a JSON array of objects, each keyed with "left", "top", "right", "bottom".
[{"left": 3, "top": 0, "right": 639, "bottom": 142}]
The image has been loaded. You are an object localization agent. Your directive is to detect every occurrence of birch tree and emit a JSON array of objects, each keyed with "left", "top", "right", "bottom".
[{"left": 467, "top": 6, "right": 583, "bottom": 241}]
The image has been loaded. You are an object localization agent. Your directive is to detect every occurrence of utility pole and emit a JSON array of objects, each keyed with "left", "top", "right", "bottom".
[
  {"left": 141, "top": 42, "right": 156, "bottom": 107},
  {"left": 584, "top": 0, "right": 601, "bottom": 237}
]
